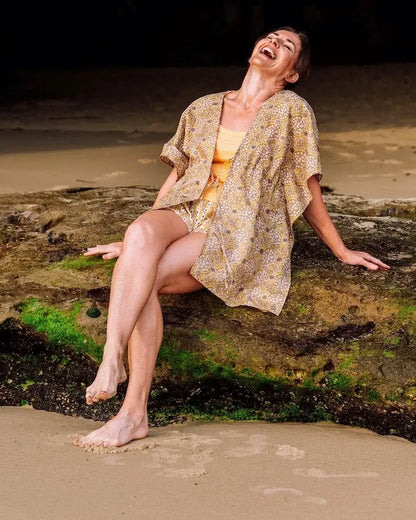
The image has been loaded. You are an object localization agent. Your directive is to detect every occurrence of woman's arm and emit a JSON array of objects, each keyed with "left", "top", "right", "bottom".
[
  {"left": 302, "top": 176, "right": 390, "bottom": 271},
  {"left": 84, "top": 168, "right": 179, "bottom": 259},
  {"left": 152, "top": 167, "right": 178, "bottom": 209}
]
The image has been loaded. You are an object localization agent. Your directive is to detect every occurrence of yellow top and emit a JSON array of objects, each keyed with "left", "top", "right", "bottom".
[{"left": 200, "top": 125, "right": 246, "bottom": 202}]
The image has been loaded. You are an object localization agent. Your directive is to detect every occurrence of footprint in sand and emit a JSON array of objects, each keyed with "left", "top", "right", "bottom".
[
  {"left": 138, "top": 431, "right": 222, "bottom": 479},
  {"left": 155, "top": 449, "right": 215, "bottom": 479},
  {"left": 293, "top": 467, "right": 379, "bottom": 479},
  {"left": 275, "top": 444, "right": 306, "bottom": 460},
  {"left": 224, "top": 434, "right": 268, "bottom": 458},
  {"left": 337, "top": 152, "right": 357, "bottom": 159},
  {"left": 251, "top": 484, "right": 327, "bottom": 506},
  {"left": 218, "top": 429, "right": 245, "bottom": 439}
]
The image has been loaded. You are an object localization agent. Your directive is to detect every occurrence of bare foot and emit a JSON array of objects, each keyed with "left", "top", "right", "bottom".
[
  {"left": 73, "top": 412, "right": 149, "bottom": 448},
  {"left": 85, "top": 356, "right": 127, "bottom": 405}
]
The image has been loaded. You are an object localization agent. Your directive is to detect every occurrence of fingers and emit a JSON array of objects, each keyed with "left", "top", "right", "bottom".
[
  {"left": 102, "top": 252, "right": 118, "bottom": 260},
  {"left": 83, "top": 245, "right": 107, "bottom": 256},
  {"left": 355, "top": 251, "right": 391, "bottom": 270},
  {"left": 83, "top": 244, "right": 121, "bottom": 260},
  {"left": 358, "top": 258, "right": 379, "bottom": 271}
]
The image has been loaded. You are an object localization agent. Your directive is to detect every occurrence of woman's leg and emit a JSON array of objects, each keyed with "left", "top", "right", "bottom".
[
  {"left": 85, "top": 209, "right": 189, "bottom": 405},
  {"left": 75, "top": 232, "right": 206, "bottom": 447}
]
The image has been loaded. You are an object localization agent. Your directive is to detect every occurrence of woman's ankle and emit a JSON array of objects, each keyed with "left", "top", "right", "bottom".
[{"left": 101, "top": 347, "right": 125, "bottom": 364}]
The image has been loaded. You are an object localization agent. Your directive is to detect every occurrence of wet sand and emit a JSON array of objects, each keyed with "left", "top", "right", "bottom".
[{"left": 2, "top": 406, "right": 416, "bottom": 520}]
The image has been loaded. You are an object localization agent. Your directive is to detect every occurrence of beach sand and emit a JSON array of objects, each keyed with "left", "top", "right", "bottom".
[
  {"left": 2, "top": 406, "right": 416, "bottom": 520},
  {"left": 0, "top": 64, "right": 415, "bottom": 198}
]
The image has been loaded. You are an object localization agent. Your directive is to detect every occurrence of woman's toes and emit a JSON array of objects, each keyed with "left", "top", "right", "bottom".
[{"left": 86, "top": 393, "right": 95, "bottom": 405}]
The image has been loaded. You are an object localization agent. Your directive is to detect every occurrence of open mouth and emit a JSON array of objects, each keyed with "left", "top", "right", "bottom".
[{"left": 260, "top": 46, "right": 276, "bottom": 60}]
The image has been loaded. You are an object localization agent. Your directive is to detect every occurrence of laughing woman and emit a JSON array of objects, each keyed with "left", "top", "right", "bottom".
[{"left": 74, "top": 26, "right": 389, "bottom": 448}]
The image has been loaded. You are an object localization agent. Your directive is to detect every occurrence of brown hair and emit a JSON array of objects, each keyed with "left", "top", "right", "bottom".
[{"left": 254, "top": 26, "right": 311, "bottom": 90}]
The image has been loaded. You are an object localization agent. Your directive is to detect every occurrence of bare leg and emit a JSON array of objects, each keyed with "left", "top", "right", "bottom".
[
  {"left": 85, "top": 209, "right": 189, "bottom": 404},
  {"left": 75, "top": 232, "right": 206, "bottom": 447}
]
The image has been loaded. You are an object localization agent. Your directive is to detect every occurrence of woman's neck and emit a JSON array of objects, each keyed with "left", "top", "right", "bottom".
[{"left": 229, "top": 68, "right": 285, "bottom": 109}]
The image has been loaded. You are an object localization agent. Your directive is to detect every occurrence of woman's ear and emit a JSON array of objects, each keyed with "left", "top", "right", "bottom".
[{"left": 285, "top": 70, "right": 299, "bottom": 84}]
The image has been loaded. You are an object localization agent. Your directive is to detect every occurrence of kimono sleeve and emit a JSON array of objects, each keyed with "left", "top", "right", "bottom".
[
  {"left": 283, "top": 100, "right": 322, "bottom": 226},
  {"left": 159, "top": 107, "right": 190, "bottom": 179}
]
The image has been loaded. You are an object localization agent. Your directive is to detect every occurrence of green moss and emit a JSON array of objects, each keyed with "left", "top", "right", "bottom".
[
  {"left": 227, "top": 408, "right": 259, "bottom": 421},
  {"left": 398, "top": 304, "right": 416, "bottom": 320},
  {"left": 324, "top": 372, "right": 355, "bottom": 394},
  {"left": 397, "top": 302, "right": 416, "bottom": 334},
  {"left": 158, "top": 341, "right": 242, "bottom": 380},
  {"left": 302, "top": 378, "right": 320, "bottom": 391},
  {"left": 49, "top": 255, "right": 116, "bottom": 275},
  {"left": 157, "top": 341, "right": 285, "bottom": 386},
  {"left": 20, "top": 379, "right": 35, "bottom": 391},
  {"left": 382, "top": 350, "right": 396, "bottom": 359},
  {"left": 149, "top": 393, "right": 336, "bottom": 426},
  {"left": 195, "top": 328, "right": 218, "bottom": 341},
  {"left": 291, "top": 269, "right": 309, "bottom": 280},
  {"left": 19, "top": 298, "right": 103, "bottom": 361},
  {"left": 386, "top": 392, "right": 402, "bottom": 403},
  {"left": 297, "top": 303, "right": 309, "bottom": 314},
  {"left": 367, "top": 388, "right": 382, "bottom": 402},
  {"left": 278, "top": 402, "right": 302, "bottom": 420}
]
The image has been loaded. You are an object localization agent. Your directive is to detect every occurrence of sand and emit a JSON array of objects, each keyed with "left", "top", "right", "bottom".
[
  {"left": 0, "top": 64, "right": 415, "bottom": 198},
  {"left": 2, "top": 406, "right": 416, "bottom": 520}
]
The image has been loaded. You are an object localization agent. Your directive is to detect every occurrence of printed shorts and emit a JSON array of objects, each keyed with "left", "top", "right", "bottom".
[{"left": 163, "top": 199, "right": 216, "bottom": 234}]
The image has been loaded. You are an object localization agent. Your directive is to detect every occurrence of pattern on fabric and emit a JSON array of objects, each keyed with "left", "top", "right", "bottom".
[
  {"left": 166, "top": 199, "right": 216, "bottom": 234},
  {"left": 156, "top": 89, "right": 322, "bottom": 315}
]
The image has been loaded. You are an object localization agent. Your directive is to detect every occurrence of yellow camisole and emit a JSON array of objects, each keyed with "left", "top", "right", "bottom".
[{"left": 200, "top": 124, "right": 246, "bottom": 202}]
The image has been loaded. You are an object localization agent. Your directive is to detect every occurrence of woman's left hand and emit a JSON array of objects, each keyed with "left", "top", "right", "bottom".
[
  {"left": 338, "top": 249, "right": 390, "bottom": 271},
  {"left": 84, "top": 242, "right": 123, "bottom": 260}
]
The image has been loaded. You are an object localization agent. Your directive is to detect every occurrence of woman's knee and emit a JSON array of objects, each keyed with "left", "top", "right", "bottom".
[{"left": 123, "top": 218, "right": 158, "bottom": 252}]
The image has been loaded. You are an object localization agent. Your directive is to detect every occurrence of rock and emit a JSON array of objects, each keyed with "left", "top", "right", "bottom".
[{"left": 0, "top": 187, "right": 415, "bottom": 440}]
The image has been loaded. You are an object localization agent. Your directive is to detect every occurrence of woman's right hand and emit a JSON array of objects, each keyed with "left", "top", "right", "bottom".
[{"left": 84, "top": 242, "right": 123, "bottom": 260}]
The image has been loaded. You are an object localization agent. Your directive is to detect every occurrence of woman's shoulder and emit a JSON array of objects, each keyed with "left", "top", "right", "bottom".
[
  {"left": 277, "top": 90, "right": 315, "bottom": 116},
  {"left": 184, "top": 91, "right": 226, "bottom": 112}
]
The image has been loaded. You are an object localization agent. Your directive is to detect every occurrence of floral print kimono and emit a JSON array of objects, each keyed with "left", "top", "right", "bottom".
[{"left": 154, "top": 89, "right": 322, "bottom": 316}]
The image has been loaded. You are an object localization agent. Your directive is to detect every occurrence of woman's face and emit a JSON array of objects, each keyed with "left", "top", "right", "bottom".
[{"left": 249, "top": 29, "right": 301, "bottom": 84}]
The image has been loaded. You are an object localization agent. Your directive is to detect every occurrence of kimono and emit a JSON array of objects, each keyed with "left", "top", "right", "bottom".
[{"left": 154, "top": 89, "right": 322, "bottom": 316}]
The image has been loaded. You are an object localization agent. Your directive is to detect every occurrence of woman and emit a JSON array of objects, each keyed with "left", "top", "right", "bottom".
[{"left": 74, "top": 27, "right": 389, "bottom": 448}]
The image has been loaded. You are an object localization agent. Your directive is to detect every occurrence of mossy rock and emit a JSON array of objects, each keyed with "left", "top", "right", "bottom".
[{"left": 0, "top": 187, "right": 415, "bottom": 441}]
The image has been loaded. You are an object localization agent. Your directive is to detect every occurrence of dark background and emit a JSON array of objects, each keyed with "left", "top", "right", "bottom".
[{"left": 1, "top": 0, "right": 415, "bottom": 69}]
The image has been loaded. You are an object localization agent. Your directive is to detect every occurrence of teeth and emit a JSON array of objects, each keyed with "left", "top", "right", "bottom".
[{"left": 261, "top": 47, "right": 275, "bottom": 59}]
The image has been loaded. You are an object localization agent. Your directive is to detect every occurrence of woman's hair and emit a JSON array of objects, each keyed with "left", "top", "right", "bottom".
[{"left": 255, "top": 26, "right": 311, "bottom": 90}]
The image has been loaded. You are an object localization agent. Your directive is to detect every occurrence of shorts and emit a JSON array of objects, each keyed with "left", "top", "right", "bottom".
[{"left": 164, "top": 199, "right": 216, "bottom": 234}]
